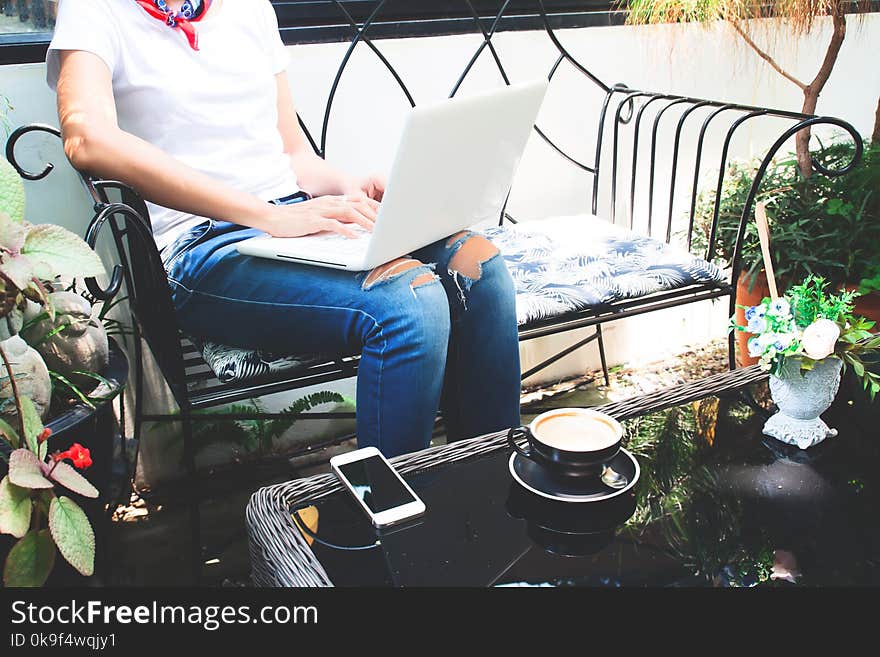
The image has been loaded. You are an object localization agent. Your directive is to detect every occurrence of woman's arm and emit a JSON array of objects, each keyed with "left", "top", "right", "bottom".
[
  {"left": 275, "top": 72, "right": 385, "bottom": 201},
  {"left": 55, "top": 50, "right": 376, "bottom": 238}
]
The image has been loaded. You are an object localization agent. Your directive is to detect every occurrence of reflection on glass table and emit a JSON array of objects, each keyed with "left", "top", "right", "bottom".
[{"left": 284, "top": 372, "right": 880, "bottom": 587}]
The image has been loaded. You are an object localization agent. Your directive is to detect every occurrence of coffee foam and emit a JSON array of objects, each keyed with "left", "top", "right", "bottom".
[{"left": 532, "top": 411, "right": 620, "bottom": 452}]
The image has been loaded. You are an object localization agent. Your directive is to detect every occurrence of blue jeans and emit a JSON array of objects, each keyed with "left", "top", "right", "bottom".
[{"left": 162, "top": 194, "right": 521, "bottom": 457}]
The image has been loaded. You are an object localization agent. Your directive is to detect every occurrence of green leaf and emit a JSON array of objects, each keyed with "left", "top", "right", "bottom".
[
  {"left": 70, "top": 369, "right": 115, "bottom": 389},
  {"left": 3, "top": 529, "right": 56, "bottom": 587},
  {"left": 48, "top": 461, "right": 98, "bottom": 499},
  {"left": 852, "top": 360, "right": 865, "bottom": 377},
  {"left": 0, "top": 475, "right": 31, "bottom": 538},
  {"left": 0, "top": 252, "right": 37, "bottom": 290},
  {"left": 32, "top": 321, "right": 69, "bottom": 347},
  {"left": 48, "top": 496, "right": 94, "bottom": 577},
  {"left": 19, "top": 396, "right": 44, "bottom": 456},
  {"left": 48, "top": 371, "right": 96, "bottom": 410},
  {"left": 70, "top": 370, "right": 117, "bottom": 399},
  {"left": 0, "top": 214, "right": 26, "bottom": 252},
  {"left": 36, "top": 489, "right": 53, "bottom": 518},
  {"left": 826, "top": 198, "right": 844, "bottom": 215},
  {"left": 0, "top": 417, "right": 20, "bottom": 449},
  {"left": 7, "top": 449, "right": 53, "bottom": 490},
  {"left": 23, "top": 278, "right": 55, "bottom": 322},
  {"left": 0, "top": 159, "right": 26, "bottom": 223},
  {"left": 22, "top": 224, "right": 106, "bottom": 280}
]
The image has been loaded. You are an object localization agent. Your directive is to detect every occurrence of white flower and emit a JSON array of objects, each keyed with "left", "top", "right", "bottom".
[
  {"left": 748, "top": 337, "right": 763, "bottom": 357},
  {"left": 801, "top": 319, "right": 840, "bottom": 361},
  {"left": 767, "top": 298, "right": 791, "bottom": 317}
]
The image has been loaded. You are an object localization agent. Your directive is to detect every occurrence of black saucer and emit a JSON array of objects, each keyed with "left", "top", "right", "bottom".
[
  {"left": 508, "top": 448, "right": 639, "bottom": 502},
  {"left": 505, "top": 484, "right": 638, "bottom": 557}
]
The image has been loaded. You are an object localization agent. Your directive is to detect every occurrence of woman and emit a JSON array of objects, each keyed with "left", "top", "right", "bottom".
[{"left": 47, "top": 0, "right": 521, "bottom": 457}]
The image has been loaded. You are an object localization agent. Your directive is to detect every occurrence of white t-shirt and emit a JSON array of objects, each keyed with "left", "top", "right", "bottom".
[{"left": 46, "top": 0, "right": 300, "bottom": 251}]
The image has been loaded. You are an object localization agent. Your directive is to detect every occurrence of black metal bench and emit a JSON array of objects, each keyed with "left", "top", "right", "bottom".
[{"left": 5, "top": 0, "right": 863, "bottom": 582}]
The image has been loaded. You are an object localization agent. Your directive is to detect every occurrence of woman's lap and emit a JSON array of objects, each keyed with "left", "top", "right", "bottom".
[
  {"left": 165, "top": 219, "right": 448, "bottom": 355},
  {"left": 161, "top": 214, "right": 521, "bottom": 456}
]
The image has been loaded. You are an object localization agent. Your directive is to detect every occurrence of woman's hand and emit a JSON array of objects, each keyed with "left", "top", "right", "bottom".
[
  {"left": 261, "top": 194, "right": 380, "bottom": 239},
  {"left": 345, "top": 174, "right": 386, "bottom": 202}
]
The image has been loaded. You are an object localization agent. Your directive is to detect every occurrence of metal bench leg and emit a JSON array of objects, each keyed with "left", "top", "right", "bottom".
[
  {"left": 596, "top": 324, "right": 610, "bottom": 386},
  {"left": 520, "top": 328, "right": 608, "bottom": 383},
  {"left": 728, "top": 292, "right": 738, "bottom": 370},
  {"left": 181, "top": 408, "right": 202, "bottom": 584},
  {"left": 728, "top": 331, "right": 737, "bottom": 371}
]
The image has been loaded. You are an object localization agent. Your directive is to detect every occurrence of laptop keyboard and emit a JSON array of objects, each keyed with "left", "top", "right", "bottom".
[{"left": 293, "top": 225, "right": 371, "bottom": 255}]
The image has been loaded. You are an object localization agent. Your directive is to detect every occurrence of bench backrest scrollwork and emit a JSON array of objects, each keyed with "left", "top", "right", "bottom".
[{"left": 298, "top": 0, "right": 863, "bottom": 275}]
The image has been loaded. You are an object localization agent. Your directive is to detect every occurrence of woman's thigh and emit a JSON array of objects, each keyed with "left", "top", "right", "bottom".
[{"left": 165, "top": 221, "right": 446, "bottom": 354}]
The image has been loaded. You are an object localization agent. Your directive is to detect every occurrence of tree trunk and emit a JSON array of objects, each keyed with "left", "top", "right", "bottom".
[
  {"left": 872, "top": 95, "right": 880, "bottom": 144},
  {"left": 796, "top": 8, "right": 847, "bottom": 179}
]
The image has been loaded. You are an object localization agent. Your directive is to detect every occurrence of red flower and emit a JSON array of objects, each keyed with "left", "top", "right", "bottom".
[
  {"left": 53, "top": 443, "right": 92, "bottom": 470},
  {"left": 37, "top": 427, "right": 52, "bottom": 444}
]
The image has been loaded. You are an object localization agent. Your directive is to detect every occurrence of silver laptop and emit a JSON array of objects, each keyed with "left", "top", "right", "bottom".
[{"left": 236, "top": 80, "right": 549, "bottom": 270}]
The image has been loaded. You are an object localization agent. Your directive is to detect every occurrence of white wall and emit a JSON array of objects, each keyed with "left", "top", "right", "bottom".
[{"left": 3, "top": 14, "right": 877, "bottom": 483}]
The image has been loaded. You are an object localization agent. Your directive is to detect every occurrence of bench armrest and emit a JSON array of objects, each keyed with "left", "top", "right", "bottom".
[
  {"left": 6, "top": 124, "right": 189, "bottom": 391},
  {"left": 586, "top": 86, "right": 863, "bottom": 287}
]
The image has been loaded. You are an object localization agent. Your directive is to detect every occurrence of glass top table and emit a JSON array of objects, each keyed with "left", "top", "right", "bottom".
[{"left": 246, "top": 365, "right": 880, "bottom": 587}]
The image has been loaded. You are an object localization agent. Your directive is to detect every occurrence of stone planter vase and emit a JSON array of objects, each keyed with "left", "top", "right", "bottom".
[
  {"left": 764, "top": 356, "right": 842, "bottom": 449},
  {"left": 0, "top": 335, "right": 52, "bottom": 420}
]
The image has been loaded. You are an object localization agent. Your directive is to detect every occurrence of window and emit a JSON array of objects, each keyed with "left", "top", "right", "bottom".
[
  {"left": 0, "top": 0, "right": 56, "bottom": 34},
  {"left": 272, "top": 1, "right": 623, "bottom": 43},
  {"left": 0, "top": 0, "right": 622, "bottom": 65}
]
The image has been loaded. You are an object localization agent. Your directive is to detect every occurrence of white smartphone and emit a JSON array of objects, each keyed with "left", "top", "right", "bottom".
[{"left": 329, "top": 446, "right": 426, "bottom": 528}]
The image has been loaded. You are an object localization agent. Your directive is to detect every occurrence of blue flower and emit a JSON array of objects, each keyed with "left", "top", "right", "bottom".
[
  {"left": 747, "top": 316, "right": 767, "bottom": 334},
  {"left": 745, "top": 304, "right": 767, "bottom": 321},
  {"left": 771, "top": 332, "right": 795, "bottom": 351}
]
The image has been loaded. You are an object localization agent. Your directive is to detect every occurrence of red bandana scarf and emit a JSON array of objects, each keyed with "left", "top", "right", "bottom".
[{"left": 135, "top": 0, "right": 212, "bottom": 51}]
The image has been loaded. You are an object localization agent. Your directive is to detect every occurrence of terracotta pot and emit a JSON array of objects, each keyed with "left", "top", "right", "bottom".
[{"left": 734, "top": 271, "right": 772, "bottom": 367}]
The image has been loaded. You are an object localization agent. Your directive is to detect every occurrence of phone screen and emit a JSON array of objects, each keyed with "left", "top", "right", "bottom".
[{"left": 337, "top": 455, "right": 418, "bottom": 513}]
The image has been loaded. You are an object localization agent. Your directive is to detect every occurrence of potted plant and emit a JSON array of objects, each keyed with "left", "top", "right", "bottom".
[
  {"left": 731, "top": 275, "right": 880, "bottom": 449},
  {"left": 695, "top": 139, "right": 880, "bottom": 364},
  {"left": 0, "top": 119, "right": 119, "bottom": 585},
  {"left": 0, "top": 402, "right": 99, "bottom": 586}
]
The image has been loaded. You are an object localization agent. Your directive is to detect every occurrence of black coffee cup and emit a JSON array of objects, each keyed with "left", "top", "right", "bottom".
[{"left": 507, "top": 408, "right": 623, "bottom": 478}]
